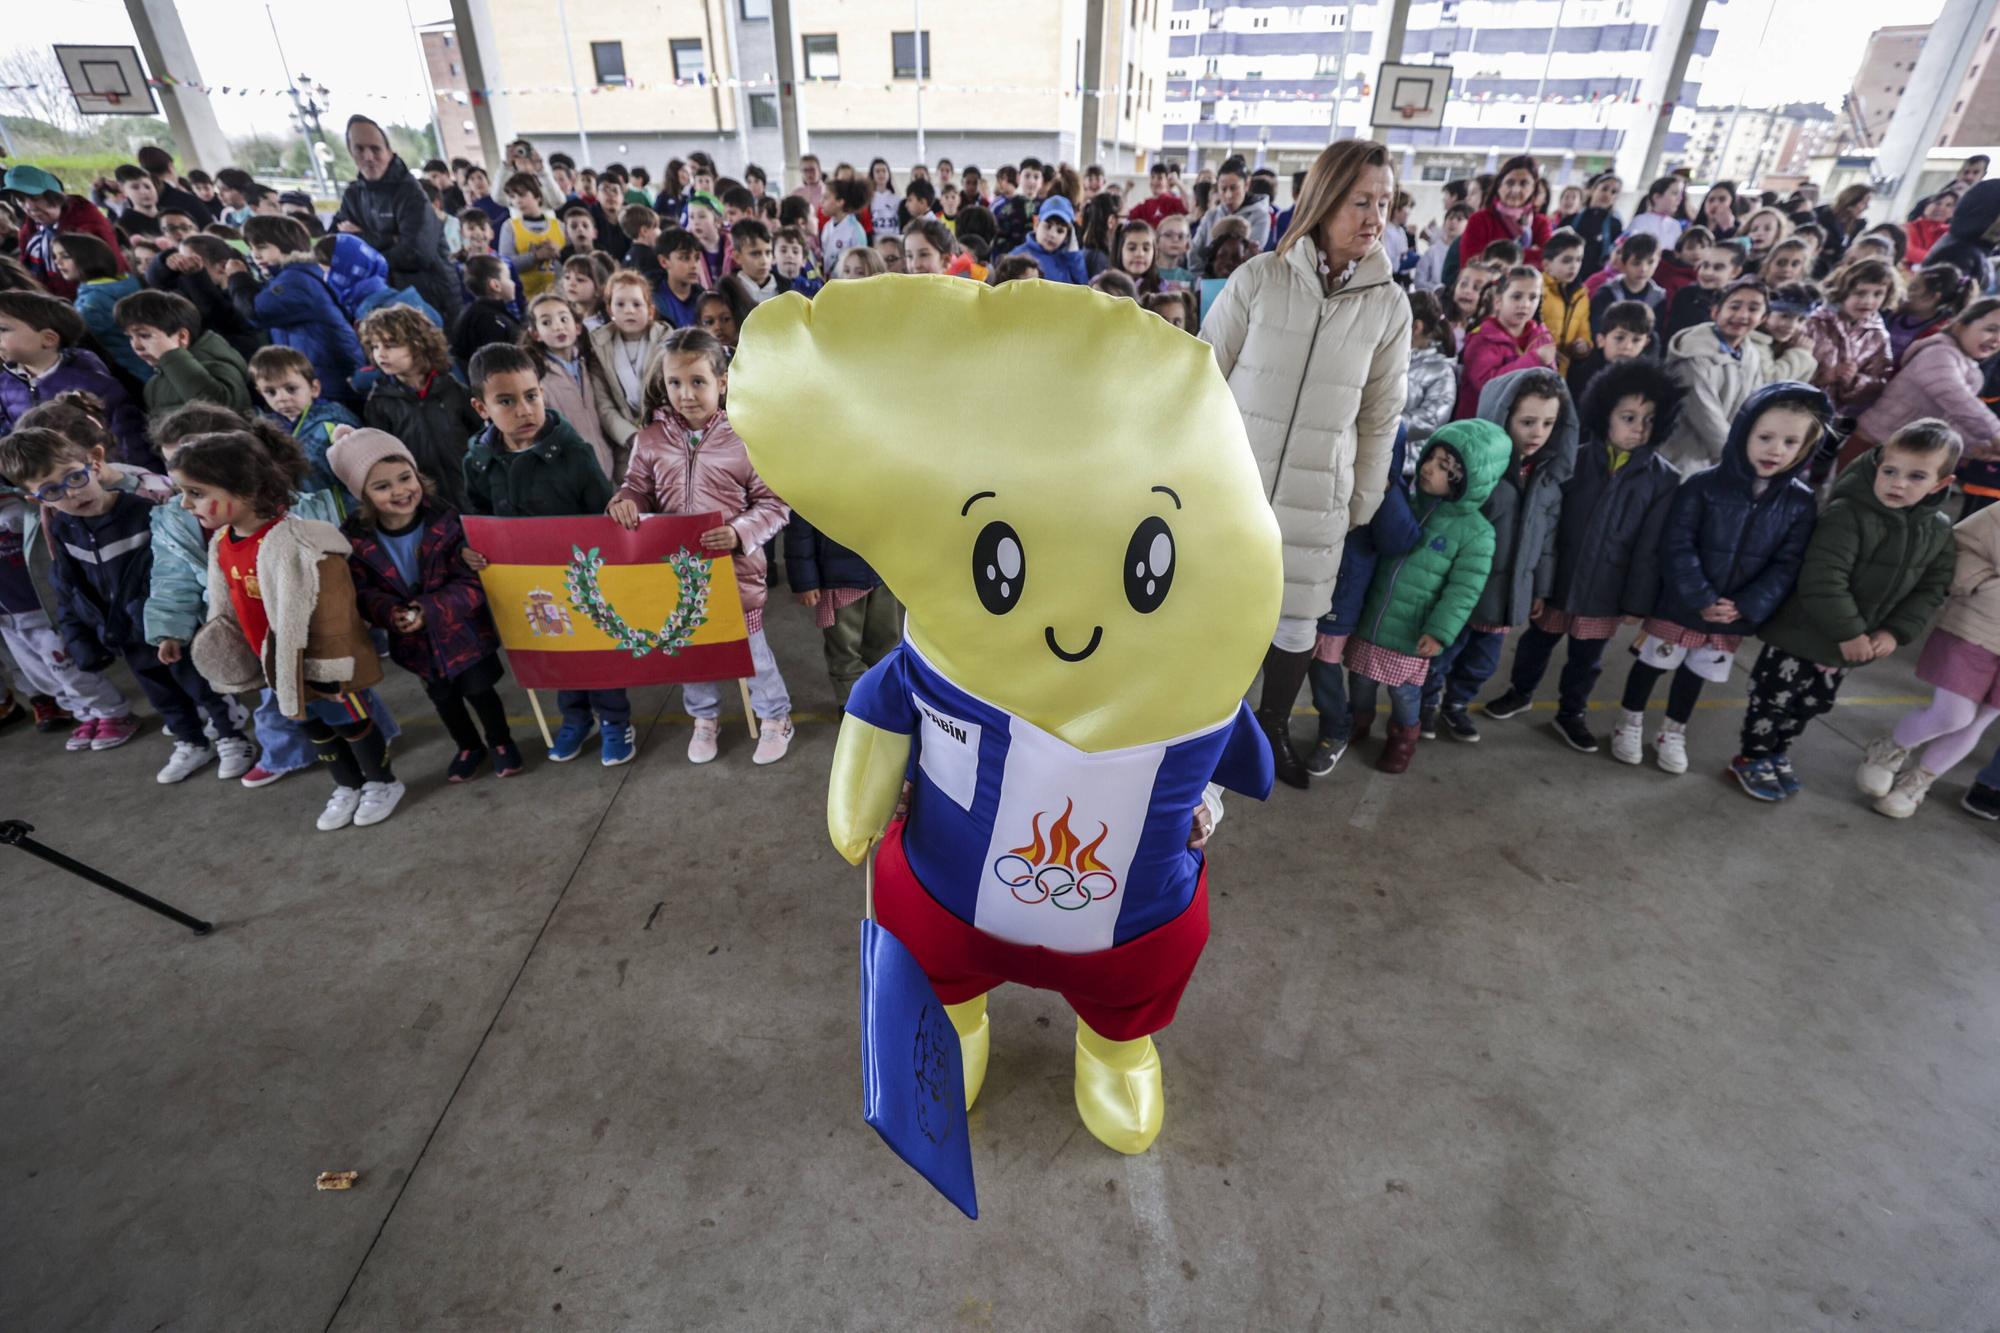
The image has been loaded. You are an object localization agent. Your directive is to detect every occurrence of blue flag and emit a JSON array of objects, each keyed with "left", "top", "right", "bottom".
[{"left": 859, "top": 918, "right": 978, "bottom": 1219}]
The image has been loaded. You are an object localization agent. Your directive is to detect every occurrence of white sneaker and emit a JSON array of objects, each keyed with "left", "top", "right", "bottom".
[
  {"left": 1855, "top": 736, "right": 1910, "bottom": 799},
  {"left": 214, "top": 736, "right": 258, "bottom": 781},
  {"left": 753, "top": 716, "right": 795, "bottom": 766},
  {"left": 1654, "top": 727, "right": 1689, "bottom": 775},
  {"left": 353, "top": 780, "right": 406, "bottom": 827},
  {"left": 1610, "top": 712, "right": 1645, "bottom": 765},
  {"left": 688, "top": 717, "right": 720, "bottom": 764},
  {"left": 318, "top": 785, "right": 363, "bottom": 831},
  {"left": 1873, "top": 766, "right": 1937, "bottom": 819},
  {"left": 156, "top": 740, "right": 214, "bottom": 784}
]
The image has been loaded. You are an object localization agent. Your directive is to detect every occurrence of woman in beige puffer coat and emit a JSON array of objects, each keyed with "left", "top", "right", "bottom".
[{"left": 1201, "top": 138, "right": 1410, "bottom": 787}]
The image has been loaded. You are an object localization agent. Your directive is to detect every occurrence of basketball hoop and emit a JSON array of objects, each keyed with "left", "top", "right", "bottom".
[
  {"left": 102, "top": 91, "right": 122, "bottom": 107},
  {"left": 1397, "top": 104, "right": 1424, "bottom": 121}
]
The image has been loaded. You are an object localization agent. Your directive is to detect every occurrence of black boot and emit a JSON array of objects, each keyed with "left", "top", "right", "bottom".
[{"left": 1256, "top": 645, "right": 1313, "bottom": 790}]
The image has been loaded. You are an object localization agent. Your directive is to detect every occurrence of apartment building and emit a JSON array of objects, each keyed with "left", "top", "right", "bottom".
[
  {"left": 1161, "top": 0, "right": 1719, "bottom": 188},
  {"left": 1848, "top": 19, "right": 2000, "bottom": 150},
  {"left": 475, "top": 0, "right": 1171, "bottom": 184},
  {"left": 1679, "top": 103, "right": 1840, "bottom": 186}
]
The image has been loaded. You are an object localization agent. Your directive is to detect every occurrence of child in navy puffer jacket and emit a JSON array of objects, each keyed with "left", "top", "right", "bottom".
[
  {"left": 1611, "top": 381, "right": 1830, "bottom": 776},
  {"left": 1304, "top": 423, "right": 1423, "bottom": 776},
  {"left": 226, "top": 216, "right": 366, "bottom": 407}
]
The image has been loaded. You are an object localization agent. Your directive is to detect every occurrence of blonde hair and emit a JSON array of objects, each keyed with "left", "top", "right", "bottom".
[
  {"left": 1276, "top": 139, "right": 1395, "bottom": 261},
  {"left": 357, "top": 305, "right": 452, "bottom": 376},
  {"left": 1825, "top": 257, "right": 1904, "bottom": 308},
  {"left": 838, "top": 246, "right": 887, "bottom": 278},
  {"left": 1743, "top": 207, "right": 1792, "bottom": 246}
]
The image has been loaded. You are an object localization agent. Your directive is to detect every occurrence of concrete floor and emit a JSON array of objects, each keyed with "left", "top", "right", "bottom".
[{"left": 3, "top": 614, "right": 1998, "bottom": 1333}]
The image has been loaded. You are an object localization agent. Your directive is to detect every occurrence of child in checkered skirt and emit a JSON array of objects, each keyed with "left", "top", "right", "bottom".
[
  {"left": 1611, "top": 383, "right": 1829, "bottom": 777},
  {"left": 1342, "top": 419, "right": 1509, "bottom": 775},
  {"left": 1734, "top": 421, "right": 1960, "bottom": 806}
]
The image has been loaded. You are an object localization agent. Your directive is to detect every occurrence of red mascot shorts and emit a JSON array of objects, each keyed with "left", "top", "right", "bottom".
[{"left": 872, "top": 819, "right": 1210, "bottom": 1041}]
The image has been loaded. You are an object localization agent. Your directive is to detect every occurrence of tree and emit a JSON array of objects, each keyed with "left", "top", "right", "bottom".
[{"left": 0, "top": 46, "right": 86, "bottom": 137}]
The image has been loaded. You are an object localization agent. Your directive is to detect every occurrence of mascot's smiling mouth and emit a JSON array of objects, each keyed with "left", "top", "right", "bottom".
[{"left": 1045, "top": 626, "right": 1103, "bottom": 662}]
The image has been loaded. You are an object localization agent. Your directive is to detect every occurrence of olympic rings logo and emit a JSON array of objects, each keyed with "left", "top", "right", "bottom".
[{"left": 991, "top": 855, "right": 1119, "bottom": 910}]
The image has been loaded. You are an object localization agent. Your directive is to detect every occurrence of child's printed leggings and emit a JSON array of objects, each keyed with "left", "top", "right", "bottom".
[
  {"left": 1739, "top": 646, "right": 1846, "bottom": 759},
  {"left": 1890, "top": 688, "right": 2000, "bottom": 776},
  {"left": 305, "top": 699, "right": 396, "bottom": 790}
]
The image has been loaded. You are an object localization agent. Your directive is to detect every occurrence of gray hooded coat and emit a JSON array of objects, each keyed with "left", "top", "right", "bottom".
[{"left": 1469, "top": 368, "right": 1580, "bottom": 627}]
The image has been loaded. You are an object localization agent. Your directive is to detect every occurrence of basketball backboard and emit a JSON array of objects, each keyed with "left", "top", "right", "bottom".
[
  {"left": 1371, "top": 62, "right": 1450, "bottom": 133},
  {"left": 53, "top": 45, "right": 159, "bottom": 117}
]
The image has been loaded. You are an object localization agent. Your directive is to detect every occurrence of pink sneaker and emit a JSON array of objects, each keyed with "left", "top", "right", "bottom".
[
  {"left": 239, "top": 764, "right": 287, "bottom": 789},
  {"left": 66, "top": 718, "right": 101, "bottom": 751},
  {"left": 91, "top": 715, "right": 142, "bottom": 750}
]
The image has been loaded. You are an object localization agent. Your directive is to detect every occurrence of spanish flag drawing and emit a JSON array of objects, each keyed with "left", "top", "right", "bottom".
[{"left": 463, "top": 514, "right": 755, "bottom": 690}]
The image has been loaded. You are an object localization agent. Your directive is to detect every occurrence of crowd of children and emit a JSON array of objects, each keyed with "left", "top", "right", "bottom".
[{"left": 4, "top": 141, "right": 2000, "bottom": 831}]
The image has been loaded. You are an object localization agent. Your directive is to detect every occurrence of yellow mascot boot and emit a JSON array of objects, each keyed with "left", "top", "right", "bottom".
[
  {"left": 945, "top": 995, "right": 990, "bottom": 1110},
  {"left": 1074, "top": 1017, "right": 1164, "bottom": 1154}
]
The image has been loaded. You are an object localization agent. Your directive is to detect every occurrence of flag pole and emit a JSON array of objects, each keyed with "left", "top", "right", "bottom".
[
  {"left": 526, "top": 689, "right": 554, "bottom": 749},
  {"left": 738, "top": 678, "right": 760, "bottom": 739}
]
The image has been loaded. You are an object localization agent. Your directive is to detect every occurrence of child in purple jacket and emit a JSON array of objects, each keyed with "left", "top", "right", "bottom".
[
  {"left": 0, "top": 290, "right": 151, "bottom": 465},
  {"left": 328, "top": 428, "right": 523, "bottom": 783}
]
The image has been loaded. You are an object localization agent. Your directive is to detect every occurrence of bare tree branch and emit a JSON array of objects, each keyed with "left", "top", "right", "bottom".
[{"left": 0, "top": 47, "right": 87, "bottom": 136}]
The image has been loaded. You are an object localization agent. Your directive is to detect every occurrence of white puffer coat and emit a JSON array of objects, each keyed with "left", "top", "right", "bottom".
[{"left": 1200, "top": 237, "right": 1410, "bottom": 621}]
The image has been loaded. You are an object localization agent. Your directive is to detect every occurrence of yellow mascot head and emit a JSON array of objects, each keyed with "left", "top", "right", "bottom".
[{"left": 730, "top": 276, "right": 1281, "bottom": 753}]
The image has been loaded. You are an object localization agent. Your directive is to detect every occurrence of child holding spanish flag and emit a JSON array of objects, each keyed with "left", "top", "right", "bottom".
[
  {"left": 608, "top": 327, "right": 794, "bottom": 766},
  {"left": 329, "top": 428, "right": 525, "bottom": 784}
]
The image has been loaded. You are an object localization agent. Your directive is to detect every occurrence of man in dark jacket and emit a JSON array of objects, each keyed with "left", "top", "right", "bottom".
[
  {"left": 136, "top": 146, "right": 214, "bottom": 228},
  {"left": 1923, "top": 177, "right": 2000, "bottom": 294},
  {"left": 333, "top": 117, "right": 461, "bottom": 321}
]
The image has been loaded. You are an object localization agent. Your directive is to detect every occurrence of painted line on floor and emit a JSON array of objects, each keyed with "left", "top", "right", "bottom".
[
  {"left": 1124, "top": 1152, "right": 1191, "bottom": 1332},
  {"left": 1348, "top": 768, "right": 1392, "bottom": 830}
]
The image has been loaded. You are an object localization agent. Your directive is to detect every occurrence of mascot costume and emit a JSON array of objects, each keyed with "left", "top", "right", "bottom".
[{"left": 731, "top": 276, "right": 1282, "bottom": 1155}]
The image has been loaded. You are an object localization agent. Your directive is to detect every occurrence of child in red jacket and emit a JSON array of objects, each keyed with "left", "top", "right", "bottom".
[{"left": 1456, "top": 265, "right": 1555, "bottom": 420}]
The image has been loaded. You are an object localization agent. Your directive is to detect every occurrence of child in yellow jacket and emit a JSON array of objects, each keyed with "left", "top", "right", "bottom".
[{"left": 1541, "top": 229, "right": 1593, "bottom": 377}]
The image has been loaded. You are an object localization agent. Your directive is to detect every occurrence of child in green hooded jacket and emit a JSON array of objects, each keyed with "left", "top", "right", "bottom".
[{"left": 1345, "top": 418, "right": 1510, "bottom": 774}]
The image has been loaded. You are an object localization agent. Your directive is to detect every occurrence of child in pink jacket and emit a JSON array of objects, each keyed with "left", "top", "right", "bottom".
[
  {"left": 1844, "top": 298, "right": 2000, "bottom": 471},
  {"left": 1455, "top": 265, "right": 1557, "bottom": 419},
  {"left": 606, "top": 327, "right": 795, "bottom": 766}
]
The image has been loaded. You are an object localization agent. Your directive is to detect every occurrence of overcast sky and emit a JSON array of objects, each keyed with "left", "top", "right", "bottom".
[{"left": 0, "top": 0, "right": 1956, "bottom": 142}]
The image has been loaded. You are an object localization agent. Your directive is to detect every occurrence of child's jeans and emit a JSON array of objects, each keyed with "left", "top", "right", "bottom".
[
  {"left": 558, "top": 688, "right": 632, "bottom": 731},
  {"left": 1508, "top": 624, "right": 1611, "bottom": 717},
  {"left": 0, "top": 610, "right": 128, "bottom": 720},
  {"left": 1350, "top": 675, "right": 1423, "bottom": 727},
  {"left": 685, "top": 628, "right": 791, "bottom": 721},
  {"left": 253, "top": 686, "right": 402, "bottom": 774},
  {"left": 124, "top": 645, "right": 242, "bottom": 742},
  {"left": 1739, "top": 645, "right": 1846, "bottom": 758},
  {"left": 1976, "top": 738, "right": 2000, "bottom": 789},
  {"left": 1308, "top": 657, "right": 1350, "bottom": 740},
  {"left": 1419, "top": 626, "right": 1506, "bottom": 715}
]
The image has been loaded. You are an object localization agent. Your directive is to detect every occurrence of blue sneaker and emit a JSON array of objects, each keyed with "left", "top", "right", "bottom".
[
  {"left": 1768, "top": 753, "right": 1801, "bottom": 798},
  {"left": 549, "top": 719, "right": 595, "bottom": 763},
  {"left": 600, "top": 723, "right": 637, "bottom": 766},
  {"left": 1730, "top": 754, "right": 1787, "bottom": 802}
]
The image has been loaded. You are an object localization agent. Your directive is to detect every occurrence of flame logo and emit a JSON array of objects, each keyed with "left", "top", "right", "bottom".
[
  {"left": 1010, "top": 799, "right": 1110, "bottom": 873},
  {"left": 995, "top": 800, "right": 1118, "bottom": 909}
]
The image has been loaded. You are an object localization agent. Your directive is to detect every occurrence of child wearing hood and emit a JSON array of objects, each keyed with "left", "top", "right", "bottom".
[
  {"left": 1343, "top": 419, "right": 1507, "bottom": 774},
  {"left": 607, "top": 328, "right": 794, "bottom": 767},
  {"left": 1306, "top": 423, "right": 1424, "bottom": 779},
  {"left": 1734, "top": 422, "right": 1960, "bottom": 804},
  {"left": 1422, "top": 368, "right": 1579, "bottom": 741},
  {"left": 1612, "top": 383, "right": 1830, "bottom": 777},
  {"left": 1480, "top": 358, "right": 1684, "bottom": 751}
]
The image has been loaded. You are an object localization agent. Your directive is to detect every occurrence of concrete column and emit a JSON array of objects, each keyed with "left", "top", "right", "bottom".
[
  {"left": 770, "top": 0, "right": 805, "bottom": 185},
  {"left": 449, "top": 0, "right": 514, "bottom": 172},
  {"left": 124, "top": 0, "right": 230, "bottom": 173},
  {"left": 1619, "top": 0, "right": 1708, "bottom": 196},
  {"left": 1380, "top": 0, "right": 1413, "bottom": 63},
  {"left": 1080, "top": 0, "right": 1109, "bottom": 167},
  {"left": 1876, "top": 0, "right": 2000, "bottom": 220}
]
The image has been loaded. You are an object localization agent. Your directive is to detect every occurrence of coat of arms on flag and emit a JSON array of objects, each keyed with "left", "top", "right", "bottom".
[{"left": 463, "top": 514, "right": 755, "bottom": 690}]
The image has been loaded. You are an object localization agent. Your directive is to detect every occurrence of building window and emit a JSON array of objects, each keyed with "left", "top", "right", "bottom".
[
  {"left": 749, "top": 92, "right": 779, "bottom": 127},
  {"left": 670, "top": 39, "right": 705, "bottom": 82},
  {"left": 803, "top": 34, "right": 840, "bottom": 81},
  {"left": 740, "top": 0, "right": 771, "bottom": 18},
  {"left": 1315, "top": 53, "right": 1345, "bottom": 75},
  {"left": 591, "top": 41, "right": 626, "bottom": 86},
  {"left": 442, "top": 33, "right": 453, "bottom": 48},
  {"left": 1199, "top": 100, "right": 1216, "bottom": 122},
  {"left": 449, "top": 62, "right": 459, "bottom": 77},
  {"left": 892, "top": 30, "right": 931, "bottom": 80}
]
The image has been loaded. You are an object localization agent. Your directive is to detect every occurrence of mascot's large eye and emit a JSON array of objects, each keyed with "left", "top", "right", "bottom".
[
  {"left": 972, "top": 521, "right": 1025, "bottom": 615},
  {"left": 1124, "top": 516, "right": 1175, "bottom": 614}
]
